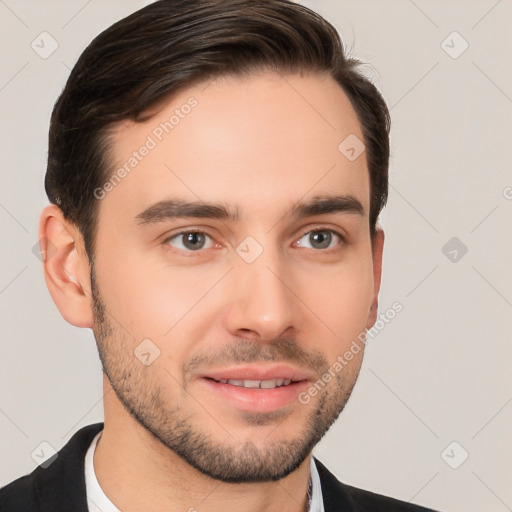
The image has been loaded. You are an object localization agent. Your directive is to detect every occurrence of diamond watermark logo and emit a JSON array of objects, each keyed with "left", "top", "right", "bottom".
[
  {"left": 31, "top": 441, "right": 58, "bottom": 469},
  {"left": 441, "top": 31, "right": 469, "bottom": 59},
  {"left": 236, "top": 236, "right": 264, "bottom": 264},
  {"left": 441, "top": 441, "right": 469, "bottom": 469},
  {"left": 338, "top": 134, "right": 365, "bottom": 162},
  {"left": 32, "top": 237, "right": 57, "bottom": 262},
  {"left": 31, "top": 31, "right": 59, "bottom": 59},
  {"left": 442, "top": 236, "right": 468, "bottom": 263},
  {"left": 134, "top": 338, "right": 161, "bottom": 366}
]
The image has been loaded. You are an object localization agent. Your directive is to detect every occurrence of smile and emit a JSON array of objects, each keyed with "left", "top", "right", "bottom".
[{"left": 210, "top": 378, "right": 294, "bottom": 389}]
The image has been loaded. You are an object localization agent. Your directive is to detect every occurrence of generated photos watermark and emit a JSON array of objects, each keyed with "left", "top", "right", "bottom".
[
  {"left": 93, "top": 96, "right": 198, "bottom": 200},
  {"left": 298, "top": 301, "right": 403, "bottom": 404}
]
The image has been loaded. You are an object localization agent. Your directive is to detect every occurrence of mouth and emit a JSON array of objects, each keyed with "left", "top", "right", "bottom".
[
  {"left": 205, "top": 377, "right": 301, "bottom": 389},
  {"left": 199, "top": 363, "right": 314, "bottom": 384},
  {"left": 198, "top": 364, "right": 313, "bottom": 414}
]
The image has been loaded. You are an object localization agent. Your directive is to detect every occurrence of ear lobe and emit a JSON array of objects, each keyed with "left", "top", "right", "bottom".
[
  {"left": 39, "top": 205, "right": 94, "bottom": 328},
  {"left": 366, "top": 227, "right": 385, "bottom": 329}
]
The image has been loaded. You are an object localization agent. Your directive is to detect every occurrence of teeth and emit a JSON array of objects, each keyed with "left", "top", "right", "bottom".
[
  {"left": 219, "top": 378, "right": 293, "bottom": 389},
  {"left": 243, "top": 379, "right": 260, "bottom": 388}
]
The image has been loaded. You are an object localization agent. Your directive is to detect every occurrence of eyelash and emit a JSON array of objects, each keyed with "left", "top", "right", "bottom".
[{"left": 162, "top": 226, "right": 346, "bottom": 255}]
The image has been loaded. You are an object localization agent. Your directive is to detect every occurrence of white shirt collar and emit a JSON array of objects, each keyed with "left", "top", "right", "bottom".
[
  {"left": 84, "top": 431, "right": 120, "bottom": 512},
  {"left": 309, "top": 455, "right": 325, "bottom": 512},
  {"left": 84, "top": 430, "right": 324, "bottom": 512}
]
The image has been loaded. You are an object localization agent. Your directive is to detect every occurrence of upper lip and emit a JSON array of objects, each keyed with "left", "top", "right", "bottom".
[{"left": 200, "top": 364, "right": 315, "bottom": 382}]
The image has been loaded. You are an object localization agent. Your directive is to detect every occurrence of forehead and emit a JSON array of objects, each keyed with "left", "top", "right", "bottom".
[{"left": 101, "top": 71, "right": 369, "bottom": 225}]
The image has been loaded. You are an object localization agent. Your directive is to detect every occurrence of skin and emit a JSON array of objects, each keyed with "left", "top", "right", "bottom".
[{"left": 39, "top": 70, "right": 384, "bottom": 512}]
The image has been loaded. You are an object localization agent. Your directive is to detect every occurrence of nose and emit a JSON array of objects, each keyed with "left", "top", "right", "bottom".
[{"left": 223, "top": 242, "right": 302, "bottom": 342}]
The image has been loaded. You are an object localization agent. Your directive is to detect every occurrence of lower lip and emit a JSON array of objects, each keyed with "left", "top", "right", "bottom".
[{"left": 200, "top": 378, "right": 310, "bottom": 413}]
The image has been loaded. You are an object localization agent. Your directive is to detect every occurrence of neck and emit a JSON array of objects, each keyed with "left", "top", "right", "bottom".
[{"left": 94, "top": 378, "right": 312, "bottom": 512}]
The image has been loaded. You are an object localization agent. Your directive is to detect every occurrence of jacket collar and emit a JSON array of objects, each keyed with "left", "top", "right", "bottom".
[{"left": 34, "top": 422, "right": 104, "bottom": 512}]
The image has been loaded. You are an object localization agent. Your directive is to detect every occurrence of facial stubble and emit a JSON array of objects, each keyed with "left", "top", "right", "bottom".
[{"left": 90, "top": 265, "right": 363, "bottom": 483}]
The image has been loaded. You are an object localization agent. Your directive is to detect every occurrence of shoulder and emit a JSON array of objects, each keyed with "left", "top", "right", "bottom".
[
  {"left": 314, "top": 457, "right": 442, "bottom": 512},
  {"left": 0, "top": 422, "right": 104, "bottom": 512},
  {"left": 0, "top": 470, "right": 41, "bottom": 510}
]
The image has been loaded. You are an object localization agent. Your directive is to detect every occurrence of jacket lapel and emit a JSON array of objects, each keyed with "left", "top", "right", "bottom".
[
  {"left": 33, "top": 422, "right": 104, "bottom": 512},
  {"left": 313, "top": 457, "right": 358, "bottom": 512}
]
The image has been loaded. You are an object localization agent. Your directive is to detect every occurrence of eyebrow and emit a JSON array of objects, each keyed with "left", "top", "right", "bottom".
[{"left": 135, "top": 194, "right": 365, "bottom": 225}]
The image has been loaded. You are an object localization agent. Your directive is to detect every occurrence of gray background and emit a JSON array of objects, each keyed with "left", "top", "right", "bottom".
[{"left": 1, "top": 1, "right": 511, "bottom": 511}]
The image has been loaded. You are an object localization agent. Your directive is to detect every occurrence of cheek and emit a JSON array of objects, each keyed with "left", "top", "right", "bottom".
[
  {"left": 97, "top": 234, "right": 374, "bottom": 350},
  {"left": 301, "top": 252, "right": 374, "bottom": 341},
  {"left": 98, "top": 248, "right": 221, "bottom": 337}
]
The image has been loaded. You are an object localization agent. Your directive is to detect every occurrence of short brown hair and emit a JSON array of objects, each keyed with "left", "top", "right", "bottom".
[{"left": 45, "top": 0, "right": 390, "bottom": 259}]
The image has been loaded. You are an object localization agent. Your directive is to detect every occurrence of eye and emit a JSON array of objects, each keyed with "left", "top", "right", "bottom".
[
  {"left": 163, "top": 227, "right": 345, "bottom": 254},
  {"left": 164, "top": 231, "right": 215, "bottom": 252},
  {"left": 295, "top": 229, "right": 344, "bottom": 251}
]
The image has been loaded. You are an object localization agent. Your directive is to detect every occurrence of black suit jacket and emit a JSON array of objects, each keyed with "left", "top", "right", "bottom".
[{"left": 0, "top": 422, "right": 440, "bottom": 511}]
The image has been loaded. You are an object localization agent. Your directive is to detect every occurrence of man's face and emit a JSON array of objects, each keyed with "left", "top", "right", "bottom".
[{"left": 90, "top": 71, "right": 381, "bottom": 482}]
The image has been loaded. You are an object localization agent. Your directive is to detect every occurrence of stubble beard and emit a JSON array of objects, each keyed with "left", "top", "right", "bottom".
[{"left": 90, "top": 266, "right": 363, "bottom": 483}]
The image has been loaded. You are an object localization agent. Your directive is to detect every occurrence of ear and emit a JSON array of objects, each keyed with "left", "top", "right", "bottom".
[
  {"left": 38, "top": 204, "right": 94, "bottom": 328},
  {"left": 366, "top": 227, "right": 385, "bottom": 329}
]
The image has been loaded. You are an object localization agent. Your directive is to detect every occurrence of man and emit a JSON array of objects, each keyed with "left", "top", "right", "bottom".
[{"left": 0, "top": 1, "right": 442, "bottom": 511}]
